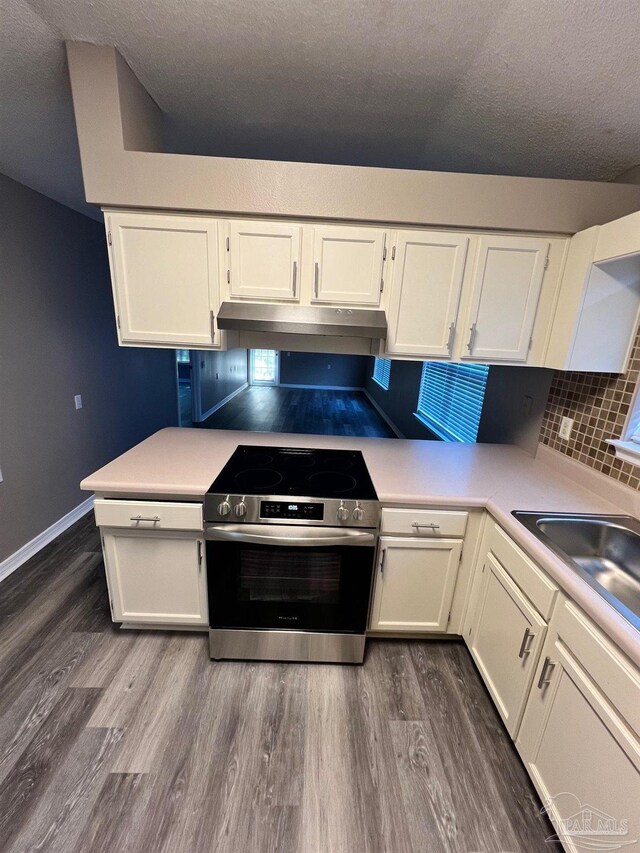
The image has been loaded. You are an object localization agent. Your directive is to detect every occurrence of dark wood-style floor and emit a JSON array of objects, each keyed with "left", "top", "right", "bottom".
[
  {"left": 0, "top": 514, "right": 554, "bottom": 853},
  {"left": 200, "top": 386, "right": 397, "bottom": 438}
]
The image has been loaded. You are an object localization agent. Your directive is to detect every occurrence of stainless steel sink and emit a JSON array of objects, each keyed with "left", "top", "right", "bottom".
[{"left": 512, "top": 512, "right": 640, "bottom": 631}]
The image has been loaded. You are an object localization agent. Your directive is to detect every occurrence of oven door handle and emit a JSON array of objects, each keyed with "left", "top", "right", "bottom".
[{"left": 205, "top": 524, "right": 376, "bottom": 547}]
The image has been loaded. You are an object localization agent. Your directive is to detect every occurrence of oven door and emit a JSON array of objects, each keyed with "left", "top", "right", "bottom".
[{"left": 205, "top": 524, "right": 376, "bottom": 634}]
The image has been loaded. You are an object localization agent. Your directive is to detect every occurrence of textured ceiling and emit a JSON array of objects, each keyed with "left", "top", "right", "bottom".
[{"left": 1, "top": 0, "right": 639, "bottom": 219}]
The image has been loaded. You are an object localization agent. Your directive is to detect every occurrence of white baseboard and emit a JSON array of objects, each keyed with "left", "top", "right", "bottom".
[
  {"left": 196, "top": 383, "right": 248, "bottom": 422},
  {"left": 0, "top": 496, "right": 95, "bottom": 584},
  {"left": 362, "top": 389, "right": 405, "bottom": 438},
  {"left": 278, "top": 383, "right": 363, "bottom": 391}
]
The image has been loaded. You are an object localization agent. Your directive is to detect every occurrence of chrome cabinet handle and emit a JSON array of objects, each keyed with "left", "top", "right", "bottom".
[
  {"left": 292, "top": 260, "right": 297, "bottom": 296},
  {"left": 210, "top": 310, "right": 216, "bottom": 342},
  {"left": 412, "top": 522, "right": 440, "bottom": 531},
  {"left": 379, "top": 547, "right": 387, "bottom": 576},
  {"left": 518, "top": 627, "right": 535, "bottom": 659},
  {"left": 447, "top": 321, "right": 456, "bottom": 353},
  {"left": 130, "top": 515, "right": 160, "bottom": 523},
  {"left": 467, "top": 322, "right": 477, "bottom": 353},
  {"left": 314, "top": 261, "right": 319, "bottom": 298},
  {"left": 537, "top": 656, "right": 556, "bottom": 689}
]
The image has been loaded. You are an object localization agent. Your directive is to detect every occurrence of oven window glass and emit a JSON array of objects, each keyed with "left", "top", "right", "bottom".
[
  {"left": 207, "top": 540, "right": 375, "bottom": 633},
  {"left": 240, "top": 549, "right": 341, "bottom": 604}
]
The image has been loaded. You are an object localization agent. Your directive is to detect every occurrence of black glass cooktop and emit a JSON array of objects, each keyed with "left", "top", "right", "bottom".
[{"left": 207, "top": 445, "right": 378, "bottom": 500}]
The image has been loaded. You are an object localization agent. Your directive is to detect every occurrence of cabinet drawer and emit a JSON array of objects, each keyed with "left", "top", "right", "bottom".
[
  {"left": 94, "top": 499, "right": 203, "bottom": 532},
  {"left": 381, "top": 508, "right": 468, "bottom": 537},
  {"left": 487, "top": 523, "right": 558, "bottom": 619},
  {"left": 554, "top": 597, "right": 640, "bottom": 734}
]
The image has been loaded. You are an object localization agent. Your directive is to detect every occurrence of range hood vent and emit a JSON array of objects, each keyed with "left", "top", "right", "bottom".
[{"left": 216, "top": 302, "right": 387, "bottom": 339}]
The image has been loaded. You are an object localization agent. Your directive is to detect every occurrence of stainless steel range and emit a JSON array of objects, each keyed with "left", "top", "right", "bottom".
[{"left": 204, "top": 445, "right": 380, "bottom": 663}]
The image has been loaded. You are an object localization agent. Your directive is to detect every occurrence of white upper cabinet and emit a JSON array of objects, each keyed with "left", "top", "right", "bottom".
[
  {"left": 226, "top": 220, "right": 302, "bottom": 301},
  {"left": 593, "top": 210, "right": 640, "bottom": 263},
  {"left": 462, "top": 235, "right": 550, "bottom": 362},
  {"left": 386, "top": 231, "right": 469, "bottom": 357},
  {"left": 107, "top": 212, "right": 221, "bottom": 348},
  {"left": 312, "top": 225, "right": 388, "bottom": 305},
  {"left": 546, "top": 217, "right": 640, "bottom": 373}
]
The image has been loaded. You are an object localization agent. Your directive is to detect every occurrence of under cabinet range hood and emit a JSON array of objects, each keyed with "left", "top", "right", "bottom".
[{"left": 216, "top": 302, "right": 387, "bottom": 339}]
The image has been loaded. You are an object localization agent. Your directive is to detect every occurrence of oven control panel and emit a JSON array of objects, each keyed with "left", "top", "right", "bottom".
[{"left": 260, "top": 501, "right": 324, "bottom": 521}]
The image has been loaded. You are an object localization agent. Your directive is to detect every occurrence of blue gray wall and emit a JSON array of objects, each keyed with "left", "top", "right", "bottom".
[
  {"left": 195, "top": 349, "right": 248, "bottom": 419},
  {"left": 279, "top": 351, "right": 368, "bottom": 388},
  {"left": 0, "top": 174, "right": 178, "bottom": 563}
]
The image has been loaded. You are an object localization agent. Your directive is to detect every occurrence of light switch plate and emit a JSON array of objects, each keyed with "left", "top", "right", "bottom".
[{"left": 74, "top": 394, "right": 83, "bottom": 410}]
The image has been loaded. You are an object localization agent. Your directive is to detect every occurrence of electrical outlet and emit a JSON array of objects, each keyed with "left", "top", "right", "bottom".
[
  {"left": 522, "top": 395, "right": 533, "bottom": 416},
  {"left": 74, "top": 394, "right": 83, "bottom": 410},
  {"left": 559, "top": 416, "right": 574, "bottom": 441}
]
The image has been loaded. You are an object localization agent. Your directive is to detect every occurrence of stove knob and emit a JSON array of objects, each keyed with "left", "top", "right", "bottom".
[
  {"left": 352, "top": 505, "right": 365, "bottom": 522},
  {"left": 234, "top": 500, "right": 247, "bottom": 518},
  {"left": 336, "top": 503, "right": 350, "bottom": 522},
  {"left": 217, "top": 499, "right": 231, "bottom": 517}
]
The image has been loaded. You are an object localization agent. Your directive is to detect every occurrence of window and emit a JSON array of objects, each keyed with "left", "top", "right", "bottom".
[
  {"left": 250, "top": 349, "right": 279, "bottom": 385},
  {"left": 372, "top": 357, "right": 391, "bottom": 390},
  {"left": 608, "top": 382, "right": 640, "bottom": 467},
  {"left": 415, "top": 362, "right": 489, "bottom": 442}
]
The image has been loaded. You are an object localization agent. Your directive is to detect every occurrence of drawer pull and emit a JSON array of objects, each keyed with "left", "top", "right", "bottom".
[
  {"left": 379, "top": 547, "right": 387, "bottom": 576},
  {"left": 412, "top": 522, "right": 441, "bottom": 531},
  {"left": 518, "top": 627, "right": 535, "bottom": 659},
  {"left": 537, "top": 656, "right": 556, "bottom": 689},
  {"left": 130, "top": 515, "right": 161, "bottom": 523}
]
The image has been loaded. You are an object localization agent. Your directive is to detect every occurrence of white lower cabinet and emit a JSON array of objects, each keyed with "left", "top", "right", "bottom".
[
  {"left": 468, "top": 552, "right": 546, "bottom": 736},
  {"left": 517, "top": 599, "right": 640, "bottom": 853},
  {"left": 369, "top": 536, "right": 462, "bottom": 632},
  {"left": 102, "top": 529, "right": 208, "bottom": 626}
]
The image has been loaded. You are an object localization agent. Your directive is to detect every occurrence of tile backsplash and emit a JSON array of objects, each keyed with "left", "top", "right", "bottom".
[{"left": 539, "top": 326, "right": 640, "bottom": 489}]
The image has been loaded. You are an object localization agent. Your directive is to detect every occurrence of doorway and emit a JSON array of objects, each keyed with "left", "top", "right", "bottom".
[
  {"left": 249, "top": 349, "right": 279, "bottom": 385},
  {"left": 176, "top": 349, "right": 193, "bottom": 426}
]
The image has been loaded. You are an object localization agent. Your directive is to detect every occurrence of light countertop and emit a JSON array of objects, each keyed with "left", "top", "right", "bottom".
[{"left": 81, "top": 428, "right": 640, "bottom": 666}]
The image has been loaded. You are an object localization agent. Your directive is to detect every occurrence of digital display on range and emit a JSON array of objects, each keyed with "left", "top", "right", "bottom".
[{"left": 260, "top": 501, "right": 324, "bottom": 520}]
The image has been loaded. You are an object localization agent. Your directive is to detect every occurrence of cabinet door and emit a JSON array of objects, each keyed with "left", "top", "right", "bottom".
[
  {"left": 468, "top": 552, "right": 546, "bottom": 737},
  {"left": 369, "top": 537, "right": 462, "bottom": 633},
  {"left": 312, "top": 225, "right": 387, "bottom": 305},
  {"left": 227, "top": 220, "right": 302, "bottom": 301},
  {"left": 463, "top": 235, "right": 549, "bottom": 362},
  {"left": 102, "top": 530, "right": 207, "bottom": 626},
  {"left": 107, "top": 212, "right": 220, "bottom": 347},
  {"left": 517, "top": 635, "right": 640, "bottom": 852},
  {"left": 386, "top": 231, "right": 468, "bottom": 357}
]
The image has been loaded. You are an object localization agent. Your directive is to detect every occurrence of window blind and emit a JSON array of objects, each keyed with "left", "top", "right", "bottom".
[
  {"left": 416, "top": 362, "right": 489, "bottom": 442},
  {"left": 372, "top": 357, "right": 391, "bottom": 390}
]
